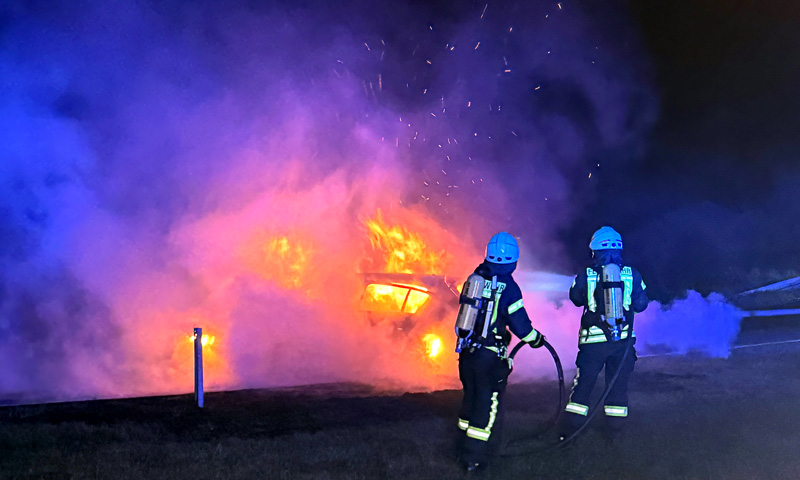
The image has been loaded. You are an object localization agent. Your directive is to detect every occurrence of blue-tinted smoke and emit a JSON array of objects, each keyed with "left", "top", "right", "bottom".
[
  {"left": 513, "top": 277, "right": 744, "bottom": 383},
  {"left": 636, "top": 291, "right": 743, "bottom": 358}
]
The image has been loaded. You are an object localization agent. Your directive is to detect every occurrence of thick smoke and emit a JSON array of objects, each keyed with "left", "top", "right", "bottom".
[
  {"left": 635, "top": 291, "right": 743, "bottom": 358},
  {"left": 511, "top": 281, "right": 743, "bottom": 383},
  {"left": 0, "top": 0, "right": 738, "bottom": 402}
]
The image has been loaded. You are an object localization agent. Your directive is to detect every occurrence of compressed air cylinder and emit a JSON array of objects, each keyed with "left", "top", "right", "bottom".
[
  {"left": 602, "top": 263, "right": 624, "bottom": 321},
  {"left": 455, "top": 273, "right": 485, "bottom": 338}
]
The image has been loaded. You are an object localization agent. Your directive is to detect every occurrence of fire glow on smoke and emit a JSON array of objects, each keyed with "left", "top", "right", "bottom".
[{"left": 164, "top": 211, "right": 469, "bottom": 395}]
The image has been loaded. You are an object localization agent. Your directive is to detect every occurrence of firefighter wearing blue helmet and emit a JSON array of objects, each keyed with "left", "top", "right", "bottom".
[
  {"left": 558, "top": 226, "right": 648, "bottom": 441},
  {"left": 454, "top": 232, "right": 545, "bottom": 472}
]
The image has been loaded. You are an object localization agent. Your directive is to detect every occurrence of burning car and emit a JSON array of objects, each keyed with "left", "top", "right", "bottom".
[
  {"left": 358, "top": 270, "right": 572, "bottom": 370},
  {"left": 359, "top": 272, "right": 461, "bottom": 369}
]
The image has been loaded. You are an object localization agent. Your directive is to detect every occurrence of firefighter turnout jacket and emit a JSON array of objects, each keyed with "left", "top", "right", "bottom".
[
  {"left": 559, "top": 252, "right": 648, "bottom": 437},
  {"left": 458, "top": 260, "right": 542, "bottom": 465},
  {"left": 468, "top": 260, "right": 542, "bottom": 354},
  {"left": 569, "top": 262, "right": 648, "bottom": 344}
]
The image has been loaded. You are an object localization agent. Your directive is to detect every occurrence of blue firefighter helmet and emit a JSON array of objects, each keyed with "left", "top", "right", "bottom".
[
  {"left": 485, "top": 232, "right": 520, "bottom": 264},
  {"left": 590, "top": 226, "right": 623, "bottom": 251}
]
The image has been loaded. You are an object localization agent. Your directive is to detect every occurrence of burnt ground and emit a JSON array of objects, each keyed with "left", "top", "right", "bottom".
[{"left": 2, "top": 317, "right": 800, "bottom": 480}]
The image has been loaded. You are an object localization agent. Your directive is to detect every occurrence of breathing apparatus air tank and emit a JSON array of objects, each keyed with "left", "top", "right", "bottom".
[
  {"left": 455, "top": 273, "right": 485, "bottom": 339},
  {"left": 601, "top": 263, "right": 624, "bottom": 341}
]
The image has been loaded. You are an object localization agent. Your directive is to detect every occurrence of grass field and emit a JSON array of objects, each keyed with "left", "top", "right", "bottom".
[{"left": 3, "top": 336, "right": 800, "bottom": 479}]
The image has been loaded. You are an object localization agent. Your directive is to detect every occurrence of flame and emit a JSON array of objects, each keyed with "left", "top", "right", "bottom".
[
  {"left": 188, "top": 333, "right": 216, "bottom": 347},
  {"left": 243, "top": 232, "right": 315, "bottom": 291},
  {"left": 364, "top": 211, "right": 448, "bottom": 274},
  {"left": 165, "top": 208, "right": 473, "bottom": 394},
  {"left": 264, "top": 235, "right": 312, "bottom": 289},
  {"left": 422, "top": 333, "right": 442, "bottom": 358},
  {"left": 170, "top": 322, "right": 232, "bottom": 391},
  {"left": 361, "top": 283, "right": 430, "bottom": 314}
]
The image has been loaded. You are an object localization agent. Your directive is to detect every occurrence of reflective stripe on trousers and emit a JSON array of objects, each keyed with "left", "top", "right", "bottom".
[
  {"left": 604, "top": 405, "right": 628, "bottom": 417},
  {"left": 565, "top": 402, "right": 589, "bottom": 416},
  {"left": 465, "top": 392, "right": 499, "bottom": 441}
]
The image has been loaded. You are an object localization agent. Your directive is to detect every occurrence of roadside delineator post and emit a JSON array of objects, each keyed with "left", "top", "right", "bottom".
[{"left": 194, "top": 327, "right": 204, "bottom": 408}]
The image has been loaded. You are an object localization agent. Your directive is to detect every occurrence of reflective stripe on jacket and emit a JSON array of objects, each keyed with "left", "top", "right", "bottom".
[
  {"left": 570, "top": 263, "right": 648, "bottom": 345},
  {"left": 578, "top": 324, "right": 635, "bottom": 345},
  {"left": 586, "top": 266, "right": 634, "bottom": 312},
  {"left": 465, "top": 261, "right": 541, "bottom": 355}
]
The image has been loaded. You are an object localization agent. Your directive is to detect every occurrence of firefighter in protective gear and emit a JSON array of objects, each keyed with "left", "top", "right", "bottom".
[
  {"left": 456, "top": 232, "right": 545, "bottom": 472},
  {"left": 558, "top": 226, "right": 648, "bottom": 440}
]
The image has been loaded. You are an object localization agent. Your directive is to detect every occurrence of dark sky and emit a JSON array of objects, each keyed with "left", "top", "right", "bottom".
[{"left": 563, "top": 0, "right": 800, "bottom": 300}]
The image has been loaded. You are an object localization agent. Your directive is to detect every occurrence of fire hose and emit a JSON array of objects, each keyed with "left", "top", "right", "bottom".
[
  {"left": 500, "top": 338, "right": 633, "bottom": 456},
  {"left": 498, "top": 339, "right": 564, "bottom": 453}
]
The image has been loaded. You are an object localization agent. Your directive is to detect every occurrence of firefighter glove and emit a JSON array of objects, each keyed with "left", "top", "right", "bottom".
[{"left": 528, "top": 332, "right": 545, "bottom": 349}]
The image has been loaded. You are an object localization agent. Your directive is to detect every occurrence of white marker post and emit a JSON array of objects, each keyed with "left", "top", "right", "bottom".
[{"left": 194, "top": 327, "right": 204, "bottom": 408}]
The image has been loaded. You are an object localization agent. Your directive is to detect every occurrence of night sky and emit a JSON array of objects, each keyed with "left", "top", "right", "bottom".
[{"left": 574, "top": 0, "right": 800, "bottom": 300}]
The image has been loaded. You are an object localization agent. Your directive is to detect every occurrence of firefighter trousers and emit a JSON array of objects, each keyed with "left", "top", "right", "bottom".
[
  {"left": 560, "top": 338, "right": 636, "bottom": 436},
  {"left": 457, "top": 346, "right": 511, "bottom": 464}
]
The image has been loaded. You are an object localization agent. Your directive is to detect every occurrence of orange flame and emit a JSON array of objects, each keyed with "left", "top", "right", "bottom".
[
  {"left": 364, "top": 211, "right": 448, "bottom": 274},
  {"left": 361, "top": 283, "right": 431, "bottom": 314},
  {"left": 422, "top": 333, "right": 442, "bottom": 358},
  {"left": 170, "top": 321, "right": 232, "bottom": 391},
  {"left": 171, "top": 208, "right": 474, "bottom": 392},
  {"left": 188, "top": 333, "right": 216, "bottom": 347},
  {"left": 242, "top": 232, "right": 315, "bottom": 292},
  {"left": 263, "top": 235, "right": 313, "bottom": 289}
]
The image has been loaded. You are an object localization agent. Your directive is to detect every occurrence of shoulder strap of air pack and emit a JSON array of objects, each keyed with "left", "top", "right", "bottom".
[
  {"left": 586, "top": 267, "right": 598, "bottom": 312},
  {"left": 621, "top": 266, "right": 633, "bottom": 311}
]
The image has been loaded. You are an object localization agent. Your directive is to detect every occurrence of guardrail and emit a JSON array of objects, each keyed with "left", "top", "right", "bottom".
[{"left": 744, "top": 309, "right": 800, "bottom": 317}]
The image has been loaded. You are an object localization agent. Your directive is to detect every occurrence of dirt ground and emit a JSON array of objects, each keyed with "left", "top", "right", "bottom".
[{"left": 2, "top": 318, "right": 800, "bottom": 479}]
